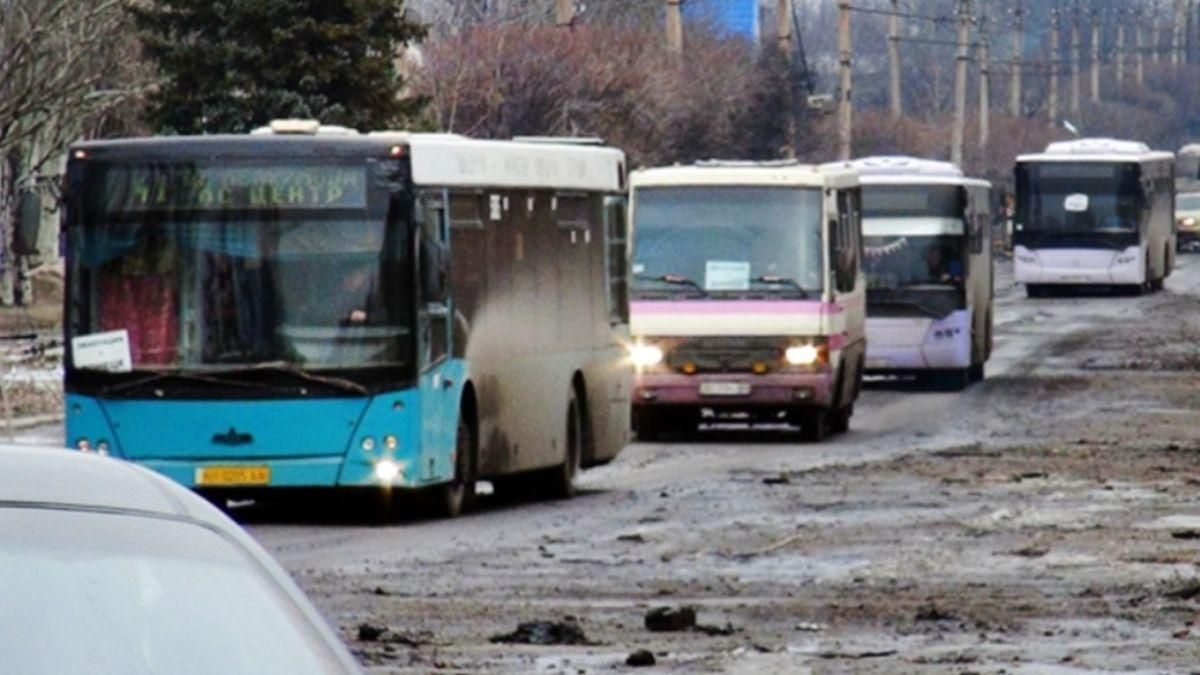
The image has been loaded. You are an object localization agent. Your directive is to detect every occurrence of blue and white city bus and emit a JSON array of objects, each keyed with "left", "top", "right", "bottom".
[{"left": 63, "top": 121, "right": 632, "bottom": 516}]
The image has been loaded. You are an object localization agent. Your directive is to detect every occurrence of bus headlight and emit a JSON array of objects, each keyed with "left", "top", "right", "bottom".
[
  {"left": 785, "top": 344, "right": 823, "bottom": 366},
  {"left": 629, "top": 343, "right": 664, "bottom": 368},
  {"left": 374, "top": 459, "right": 404, "bottom": 484}
]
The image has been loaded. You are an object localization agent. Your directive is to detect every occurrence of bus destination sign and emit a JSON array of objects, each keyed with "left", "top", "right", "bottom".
[{"left": 102, "top": 164, "right": 368, "bottom": 212}]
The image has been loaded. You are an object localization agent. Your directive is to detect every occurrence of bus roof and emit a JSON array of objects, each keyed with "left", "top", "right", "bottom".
[
  {"left": 1017, "top": 138, "right": 1175, "bottom": 164},
  {"left": 73, "top": 128, "right": 626, "bottom": 193},
  {"left": 631, "top": 161, "right": 858, "bottom": 190},
  {"left": 848, "top": 156, "right": 990, "bottom": 188}
]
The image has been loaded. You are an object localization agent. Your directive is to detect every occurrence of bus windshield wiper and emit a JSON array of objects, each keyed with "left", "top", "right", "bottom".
[
  {"left": 634, "top": 273, "right": 708, "bottom": 296},
  {"left": 101, "top": 370, "right": 286, "bottom": 396},
  {"left": 229, "top": 362, "right": 370, "bottom": 395},
  {"left": 751, "top": 275, "right": 810, "bottom": 297},
  {"left": 868, "top": 297, "right": 946, "bottom": 319}
]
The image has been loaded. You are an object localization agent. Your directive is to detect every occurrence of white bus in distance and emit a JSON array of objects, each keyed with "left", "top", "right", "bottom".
[
  {"left": 1014, "top": 138, "right": 1175, "bottom": 296},
  {"left": 852, "top": 157, "right": 993, "bottom": 390}
]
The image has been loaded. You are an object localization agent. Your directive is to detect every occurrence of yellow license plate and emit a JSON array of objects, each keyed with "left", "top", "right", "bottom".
[{"left": 196, "top": 466, "right": 271, "bottom": 486}]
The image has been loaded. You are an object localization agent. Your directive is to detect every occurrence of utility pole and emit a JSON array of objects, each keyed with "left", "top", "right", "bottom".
[
  {"left": 1173, "top": 0, "right": 1183, "bottom": 67},
  {"left": 888, "top": 0, "right": 903, "bottom": 120},
  {"left": 1010, "top": 0, "right": 1023, "bottom": 117},
  {"left": 1049, "top": 9, "right": 1060, "bottom": 122},
  {"left": 979, "top": 29, "right": 990, "bottom": 149},
  {"left": 1070, "top": 2, "right": 1081, "bottom": 119},
  {"left": 1116, "top": 11, "right": 1125, "bottom": 90},
  {"left": 1136, "top": 22, "right": 1146, "bottom": 86},
  {"left": 951, "top": 0, "right": 969, "bottom": 167},
  {"left": 1090, "top": 9, "right": 1100, "bottom": 103},
  {"left": 1152, "top": 20, "right": 1161, "bottom": 64},
  {"left": 778, "top": 0, "right": 795, "bottom": 158},
  {"left": 837, "top": 0, "right": 853, "bottom": 161},
  {"left": 666, "top": 0, "right": 684, "bottom": 57},
  {"left": 555, "top": 0, "right": 573, "bottom": 26}
]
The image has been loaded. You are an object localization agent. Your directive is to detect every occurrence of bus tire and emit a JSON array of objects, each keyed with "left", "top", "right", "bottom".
[
  {"left": 543, "top": 389, "right": 583, "bottom": 500},
  {"left": 633, "top": 408, "right": 663, "bottom": 442},
  {"left": 799, "top": 410, "right": 829, "bottom": 443},
  {"left": 430, "top": 413, "right": 478, "bottom": 518},
  {"left": 969, "top": 362, "right": 985, "bottom": 383},
  {"left": 930, "top": 369, "right": 969, "bottom": 391},
  {"left": 830, "top": 405, "right": 852, "bottom": 434}
]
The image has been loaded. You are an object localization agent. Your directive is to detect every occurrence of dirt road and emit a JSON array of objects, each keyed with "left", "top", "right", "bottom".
[{"left": 249, "top": 258, "right": 1200, "bottom": 674}]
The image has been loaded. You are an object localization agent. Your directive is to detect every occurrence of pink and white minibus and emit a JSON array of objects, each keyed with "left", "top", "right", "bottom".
[{"left": 628, "top": 161, "right": 866, "bottom": 442}]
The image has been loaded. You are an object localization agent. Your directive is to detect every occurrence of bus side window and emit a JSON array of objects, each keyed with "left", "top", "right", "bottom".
[
  {"left": 604, "top": 195, "right": 629, "bottom": 325},
  {"left": 833, "top": 190, "right": 860, "bottom": 292}
]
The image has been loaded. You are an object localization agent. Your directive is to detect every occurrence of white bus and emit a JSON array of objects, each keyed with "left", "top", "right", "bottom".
[
  {"left": 1014, "top": 138, "right": 1175, "bottom": 296},
  {"left": 852, "top": 157, "right": 993, "bottom": 389}
]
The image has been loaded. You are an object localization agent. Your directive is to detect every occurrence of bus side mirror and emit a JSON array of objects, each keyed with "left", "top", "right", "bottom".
[{"left": 425, "top": 302, "right": 450, "bottom": 320}]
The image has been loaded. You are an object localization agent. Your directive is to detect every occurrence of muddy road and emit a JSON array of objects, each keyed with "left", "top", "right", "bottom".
[{"left": 249, "top": 258, "right": 1200, "bottom": 674}]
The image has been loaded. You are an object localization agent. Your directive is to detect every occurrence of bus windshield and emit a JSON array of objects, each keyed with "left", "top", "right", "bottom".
[
  {"left": 1017, "top": 162, "right": 1142, "bottom": 235},
  {"left": 67, "top": 161, "right": 414, "bottom": 372},
  {"left": 632, "top": 186, "right": 824, "bottom": 297},
  {"left": 864, "top": 235, "right": 966, "bottom": 317}
]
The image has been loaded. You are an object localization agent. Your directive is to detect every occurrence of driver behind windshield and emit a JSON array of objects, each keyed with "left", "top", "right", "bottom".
[{"left": 924, "top": 244, "right": 964, "bottom": 284}]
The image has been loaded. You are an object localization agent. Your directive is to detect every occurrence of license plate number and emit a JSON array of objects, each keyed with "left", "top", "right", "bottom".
[
  {"left": 699, "top": 382, "right": 751, "bottom": 397},
  {"left": 196, "top": 466, "right": 271, "bottom": 486}
]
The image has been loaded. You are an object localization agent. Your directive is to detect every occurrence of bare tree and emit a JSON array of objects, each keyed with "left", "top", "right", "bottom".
[{"left": 0, "top": 0, "right": 148, "bottom": 304}]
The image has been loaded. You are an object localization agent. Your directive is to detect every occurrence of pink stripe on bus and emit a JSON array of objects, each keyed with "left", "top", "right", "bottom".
[{"left": 631, "top": 301, "right": 843, "bottom": 316}]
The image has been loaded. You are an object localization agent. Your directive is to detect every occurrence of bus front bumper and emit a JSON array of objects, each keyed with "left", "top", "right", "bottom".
[
  {"left": 866, "top": 312, "right": 972, "bottom": 372},
  {"left": 634, "top": 372, "right": 836, "bottom": 409},
  {"left": 1013, "top": 246, "right": 1143, "bottom": 285}
]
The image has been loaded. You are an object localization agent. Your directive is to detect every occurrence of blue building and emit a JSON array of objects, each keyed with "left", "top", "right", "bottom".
[{"left": 686, "top": 0, "right": 761, "bottom": 42}]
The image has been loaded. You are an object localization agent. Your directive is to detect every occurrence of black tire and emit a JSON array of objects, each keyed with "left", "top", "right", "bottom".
[
  {"left": 799, "top": 410, "right": 829, "bottom": 443},
  {"left": 633, "top": 408, "right": 662, "bottom": 442},
  {"left": 543, "top": 390, "right": 583, "bottom": 500},
  {"left": 829, "top": 405, "right": 852, "bottom": 434},
  {"left": 430, "top": 414, "right": 477, "bottom": 518},
  {"left": 930, "top": 369, "right": 970, "bottom": 391},
  {"left": 968, "top": 361, "right": 985, "bottom": 383}
]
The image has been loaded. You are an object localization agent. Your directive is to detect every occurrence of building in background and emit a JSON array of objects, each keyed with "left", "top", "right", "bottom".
[{"left": 687, "top": 0, "right": 762, "bottom": 43}]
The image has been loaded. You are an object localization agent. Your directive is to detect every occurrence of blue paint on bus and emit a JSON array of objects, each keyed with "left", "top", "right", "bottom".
[{"left": 65, "top": 358, "right": 467, "bottom": 489}]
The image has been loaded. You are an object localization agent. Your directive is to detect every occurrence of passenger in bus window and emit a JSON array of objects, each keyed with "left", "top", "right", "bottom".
[
  {"left": 98, "top": 230, "right": 179, "bottom": 366},
  {"left": 924, "top": 244, "right": 963, "bottom": 284}
]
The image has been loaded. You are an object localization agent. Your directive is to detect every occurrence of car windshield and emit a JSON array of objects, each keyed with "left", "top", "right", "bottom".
[
  {"left": 67, "top": 161, "right": 413, "bottom": 372},
  {"left": 1017, "top": 162, "right": 1142, "bottom": 234},
  {"left": 0, "top": 508, "right": 354, "bottom": 675},
  {"left": 632, "top": 186, "right": 824, "bottom": 296}
]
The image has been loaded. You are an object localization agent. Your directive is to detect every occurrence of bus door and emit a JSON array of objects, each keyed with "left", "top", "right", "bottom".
[{"left": 416, "top": 193, "right": 458, "bottom": 482}]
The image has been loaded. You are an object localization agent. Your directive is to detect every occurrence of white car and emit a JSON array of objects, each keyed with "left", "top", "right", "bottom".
[{"left": 0, "top": 445, "right": 362, "bottom": 675}]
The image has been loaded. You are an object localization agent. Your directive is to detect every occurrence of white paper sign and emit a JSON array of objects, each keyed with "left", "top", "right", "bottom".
[
  {"left": 1064, "top": 193, "right": 1089, "bottom": 213},
  {"left": 72, "top": 330, "right": 133, "bottom": 372},
  {"left": 705, "top": 261, "right": 751, "bottom": 291}
]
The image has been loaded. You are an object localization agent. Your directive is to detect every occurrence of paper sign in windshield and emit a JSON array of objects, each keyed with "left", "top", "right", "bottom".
[
  {"left": 72, "top": 330, "right": 132, "bottom": 372},
  {"left": 1064, "top": 193, "right": 1089, "bottom": 213},
  {"left": 705, "top": 261, "right": 751, "bottom": 291}
]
